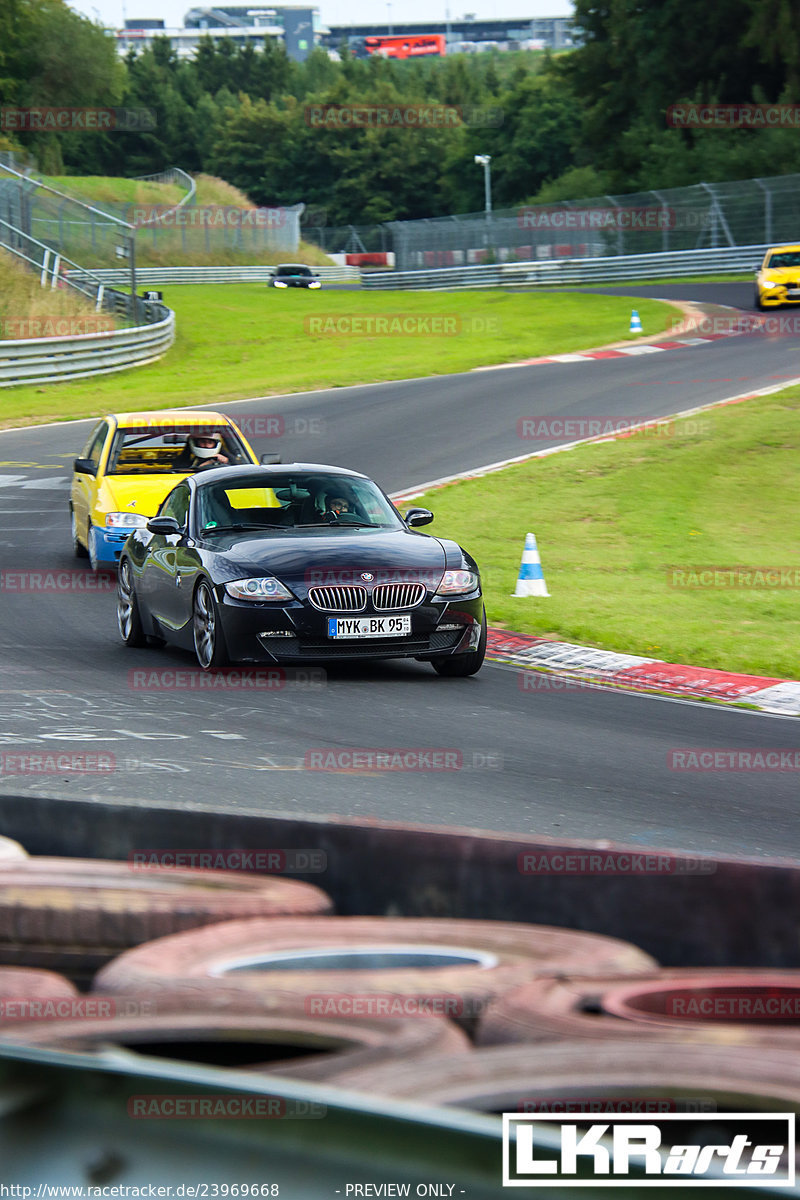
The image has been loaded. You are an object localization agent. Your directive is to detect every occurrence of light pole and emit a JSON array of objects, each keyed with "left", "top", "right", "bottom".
[
  {"left": 386, "top": 2, "right": 392, "bottom": 34},
  {"left": 474, "top": 154, "right": 492, "bottom": 219}
]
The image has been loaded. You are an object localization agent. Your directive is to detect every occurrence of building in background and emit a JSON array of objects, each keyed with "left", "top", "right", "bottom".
[
  {"left": 117, "top": 5, "right": 322, "bottom": 61},
  {"left": 324, "top": 16, "right": 574, "bottom": 55}
]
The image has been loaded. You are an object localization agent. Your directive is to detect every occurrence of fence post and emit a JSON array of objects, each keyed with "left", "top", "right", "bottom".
[
  {"left": 50, "top": 253, "right": 61, "bottom": 289},
  {"left": 754, "top": 178, "right": 772, "bottom": 245},
  {"left": 40, "top": 248, "right": 51, "bottom": 288}
]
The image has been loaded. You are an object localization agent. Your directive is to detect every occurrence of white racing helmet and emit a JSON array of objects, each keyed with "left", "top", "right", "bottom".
[{"left": 188, "top": 433, "right": 223, "bottom": 460}]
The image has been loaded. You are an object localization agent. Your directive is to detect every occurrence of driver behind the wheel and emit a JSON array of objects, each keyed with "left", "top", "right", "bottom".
[
  {"left": 173, "top": 433, "right": 230, "bottom": 471},
  {"left": 327, "top": 494, "right": 353, "bottom": 515}
]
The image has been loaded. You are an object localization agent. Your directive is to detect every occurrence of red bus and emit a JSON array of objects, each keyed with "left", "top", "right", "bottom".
[{"left": 362, "top": 34, "right": 446, "bottom": 59}]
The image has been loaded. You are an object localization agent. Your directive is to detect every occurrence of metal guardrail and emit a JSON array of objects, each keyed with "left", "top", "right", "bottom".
[
  {"left": 69, "top": 264, "right": 361, "bottom": 285},
  {"left": 0, "top": 308, "right": 175, "bottom": 387},
  {"left": 362, "top": 244, "right": 767, "bottom": 290}
]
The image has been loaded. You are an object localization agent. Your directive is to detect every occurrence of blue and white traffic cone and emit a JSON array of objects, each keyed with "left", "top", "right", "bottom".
[
  {"left": 629, "top": 308, "right": 643, "bottom": 333},
  {"left": 512, "top": 532, "right": 549, "bottom": 597}
]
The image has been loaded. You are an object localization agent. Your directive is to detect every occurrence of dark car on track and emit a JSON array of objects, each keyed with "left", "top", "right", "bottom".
[
  {"left": 116, "top": 464, "right": 486, "bottom": 676},
  {"left": 269, "top": 264, "right": 321, "bottom": 289}
]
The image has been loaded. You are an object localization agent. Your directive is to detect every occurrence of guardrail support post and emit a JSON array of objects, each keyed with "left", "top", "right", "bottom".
[
  {"left": 39, "top": 248, "right": 50, "bottom": 288},
  {"left": 95, "top": 284, "right": 105, "bottom": 313},
  {"left": 50, "top": 253, "right": 61, "bottom": 289}
]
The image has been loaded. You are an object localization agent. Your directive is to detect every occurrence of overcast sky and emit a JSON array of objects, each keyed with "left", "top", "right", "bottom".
[{"left": 68, "top": 0, "right": 573, "bottom": 33}]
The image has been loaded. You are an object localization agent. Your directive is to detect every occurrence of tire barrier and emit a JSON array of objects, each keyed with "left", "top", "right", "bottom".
[
  {"left": 477, "top": 969, "right": 800, "bottom": 1047},
  {"left": 94, "top": 916, "right": 657, "bottom": 1034},
  {"left": 0, "top": 858, "right": 333, "bottom": 976},
  {"left": 0, "top": 837, "right": 27, "bottom": 862},
  {"left": 0, "top": 966, "right": 78, "bottom": 1018},
  {"left": 315, "top": 1039, "right": 800, "bottom": 1114},
  {"left": 0, "top": 1003, "right": 469, "bottom": 1082}
]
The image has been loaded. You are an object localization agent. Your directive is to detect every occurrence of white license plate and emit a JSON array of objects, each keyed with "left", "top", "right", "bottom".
[{"left": 327, "top": 615, "right": 412, "bottom": 639}]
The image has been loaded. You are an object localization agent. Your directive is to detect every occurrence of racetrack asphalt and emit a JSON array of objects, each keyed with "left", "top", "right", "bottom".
[{"left": 1, "top": 279, "right": 798, "bottom": 858}]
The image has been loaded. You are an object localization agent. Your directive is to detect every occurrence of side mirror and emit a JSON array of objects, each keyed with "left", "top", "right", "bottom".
[
  {"left": 73, "top": 457, "right": 97, "bottom": 475},
  {"left": 147, "top": 516, "right": 182, "bottom": 536},
  {"left": 260, "top": 453, "right": 282, "bottom": 465},
  {"left": 404, "top": 507, "right": 434, "bottom": 527}
]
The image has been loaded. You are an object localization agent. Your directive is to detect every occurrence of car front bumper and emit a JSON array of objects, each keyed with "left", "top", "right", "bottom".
[{"left": 215, "top": 591, "right": 484, "bottom": 663}]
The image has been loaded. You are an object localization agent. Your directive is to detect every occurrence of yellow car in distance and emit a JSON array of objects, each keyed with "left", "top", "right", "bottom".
[
  {"left": 755, "top": 245, "right": 800, "bottom": 309},
  {"left": 70, "top": 410, "right": 266, "bottom": 570}
]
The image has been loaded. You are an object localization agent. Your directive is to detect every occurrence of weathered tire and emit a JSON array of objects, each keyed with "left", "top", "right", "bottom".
[
  {"left": 1, "top": 1002, "right": 469, "bottom": 1082},
  {"left": 319, "top": 1039, "right": 800, "bottom": 1112},
  {"left": 0, "top": 858, "right": 333, "bottom": 977},
  {"left": 94, "top": 916, "right": 656, "bottom": 1034},
  {"left": 478, "top": 969, "right": 800, "bottom": 1048},
  {"left": 0, "top": 966, "right": 78, "bottom": 1024},
  {"left": 0, "top": 836, "right": 27, "bottom": 862},
  {"left": 70, "top": 508, "right": 88, "bottom": 559}
]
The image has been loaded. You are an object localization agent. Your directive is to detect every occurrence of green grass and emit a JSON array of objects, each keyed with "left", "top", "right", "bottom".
[
  {"left": 410, "top": 390, "right": 800, "bottom": 679},
  {"left": 34, "top": 174, "right": 333, "bottom": 269},
  {"left": 0, "top": 288, "right": 675, "bottom": 425}
]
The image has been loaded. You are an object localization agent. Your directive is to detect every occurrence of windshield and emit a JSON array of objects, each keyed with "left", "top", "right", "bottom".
[
  {"left": 196, "top": 472, "right": 402, "bottom": 532},
  {"left": 278, "top": 266, "right": 311, "bottom": 276},
  {"left": 765, "top": 252, "right": 800, "bottom": 269},
  {"left": 106, "top": 425, "right": 251, "bottom": 475}
]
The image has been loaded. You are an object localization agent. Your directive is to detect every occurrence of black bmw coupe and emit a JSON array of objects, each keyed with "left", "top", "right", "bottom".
[{"left": 117, "top": 464, "right": 486, "bottom": 676}]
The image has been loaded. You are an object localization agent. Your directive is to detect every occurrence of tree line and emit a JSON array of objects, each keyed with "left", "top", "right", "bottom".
[{"left": 2, "top": 0, "right": 800, "bottom": 224}]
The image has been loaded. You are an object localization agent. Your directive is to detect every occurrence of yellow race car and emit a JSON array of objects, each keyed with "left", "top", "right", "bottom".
[
  {"left": 755, "top": 245, "right": 800, "bottom": 309},
  {"left": 70, "top": 410, "right": 266, "bottom": 570}
]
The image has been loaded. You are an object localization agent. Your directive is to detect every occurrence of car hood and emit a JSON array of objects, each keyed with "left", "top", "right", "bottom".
[
  {"left": 761, "top": 266, "right": 800, "bottom": 283},
  {"left": 203, "top": 527, "right": 449, "bottom": 591},
  {"left": 100, "top": 474, "right": 191, "bottom": 517}
]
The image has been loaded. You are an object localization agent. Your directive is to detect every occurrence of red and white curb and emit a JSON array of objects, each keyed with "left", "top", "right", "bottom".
[
  {"left": 473, "top": 334, "right": 725, "bottom": 369},
  {"left": 485, "top": 629, "right": 800, "bottom": 715}
]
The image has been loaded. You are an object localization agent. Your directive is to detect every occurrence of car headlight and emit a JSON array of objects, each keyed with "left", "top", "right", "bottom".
[
  {"left": 309, "top": 280, "right": 321, "bottom": 288},
  {"left": 273, "top": 280, "right": 288, "bottom": 288},
  {"left": 436, "top": 569, "right": 479, "bottom": 596},
  {"left": 105, "top": 512, "right": 149, "bottom": 529},
  {"left": 225, "top": 577, "right": 295, "bottom": 601},
  {"left": 761, "top": 278, "right": 777, "bottom": 288}
]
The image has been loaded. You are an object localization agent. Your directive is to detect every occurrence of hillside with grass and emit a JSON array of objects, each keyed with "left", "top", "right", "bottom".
[
  {"left": 0, "top": 249, "right": 121, "bottom": 341},
  {"left": 39, "top": 174, "right": 333, "bottom": 269}
]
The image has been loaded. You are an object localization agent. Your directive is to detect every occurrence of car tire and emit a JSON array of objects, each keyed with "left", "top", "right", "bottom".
[
  {"left": 0, "top": 1004, "right": 470, "bottom": 1083},
  {"left": 0, "top": 858, "right": 333, "bottom": 979},
  {"left": 193, "top": 579, "right": 229, "bottom": 670},
  {"left": 117, "top": 558, "right": 147, "bottom": 648},
  {"left": 755, "top": 289, "right": 765, "bottom": 311},
  {"left": 71, "top": 508, "right": 88, "bottom": 559},
  {"left": 476, "top": 969, "right": 800, "bottom": 1048},
  {"left": 87, "top": 523, "right": 102, "bottom": 572},
  {"left": 432, "top": 608, "right": 487, "bottom": 677},
  {"left": 93, "top": 916, "right": 657, "bottom": 1035},
  {"left": 315, "top": 1039, "right": 800, "bottom": 1111}
]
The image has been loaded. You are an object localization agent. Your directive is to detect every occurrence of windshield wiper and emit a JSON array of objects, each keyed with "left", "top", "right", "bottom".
[
  {"left": 201, "top": 523, "right": 291, "bottom": 533},
  {"left": 300, "top": 521, "right": 377, "bottom": 529}
]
